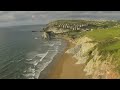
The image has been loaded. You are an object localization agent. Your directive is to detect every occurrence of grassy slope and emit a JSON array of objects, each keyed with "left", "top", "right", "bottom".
[
  {"left": 64, "top": 27, "right": 120, "bottom": 73},
  {"left": 49, "top": 20, "right": 120, "bottom": 73},
  {"left": 85, "top": 27, "right": 120, "bottom": 53},
  {"left": 85, "top": 27, "right": 120, "bottom": 72}
]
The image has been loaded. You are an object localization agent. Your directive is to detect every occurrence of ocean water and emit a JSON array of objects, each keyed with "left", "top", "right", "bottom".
[{"left": 0, "top": 25, "right": 66, "bottom": 79}]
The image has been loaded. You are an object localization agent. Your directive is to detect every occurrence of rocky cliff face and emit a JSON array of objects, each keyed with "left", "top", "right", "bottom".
[
  {"left": 44, "top": 21, "right": 120, "bottom": 79},
  {"left": 46, "top": 27, "right": 69, "bottom": 34},
  {"left": 42, "top": 32, "right": 50, "bottom": 39},
  {"left": 66, "top": 36, "right": 120, "bottom": 79},
  {"left": 66, "top": 37, "right": 97, "bottom": 64}
]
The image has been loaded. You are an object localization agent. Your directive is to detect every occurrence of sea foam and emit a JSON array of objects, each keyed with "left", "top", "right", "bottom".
[{"left": 23, "top": 39, "right": 66, "bottom": 79}]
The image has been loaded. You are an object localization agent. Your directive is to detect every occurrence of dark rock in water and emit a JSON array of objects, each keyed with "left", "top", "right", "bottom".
[{"left": 32, "top": 31, "right": 38, "bottom": 32}]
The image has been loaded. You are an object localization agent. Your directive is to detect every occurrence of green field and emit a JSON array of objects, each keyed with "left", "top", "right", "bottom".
[
  {"left": 85, "top": 28, "right": 120, "bottom": 53},
  {"left": 67, "top": 27, "right": 120, "bottom": 52}
]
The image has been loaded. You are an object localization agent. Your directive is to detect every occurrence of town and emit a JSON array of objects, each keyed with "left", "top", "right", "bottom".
[{"left": 45, "top": 20, "right": 120, "bottom": 32}]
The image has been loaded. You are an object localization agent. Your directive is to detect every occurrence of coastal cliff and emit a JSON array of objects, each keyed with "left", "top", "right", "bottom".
[
  {"left": 45, "top": 20, "right": 120, "bottom": 79},
  {"left": 65, "top": 36, "right": 120, "bottom": 79}
]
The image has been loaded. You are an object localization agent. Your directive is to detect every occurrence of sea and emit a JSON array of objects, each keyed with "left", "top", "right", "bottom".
[{"left": 0, "top": 24, "right": 67, "bottom": 79}]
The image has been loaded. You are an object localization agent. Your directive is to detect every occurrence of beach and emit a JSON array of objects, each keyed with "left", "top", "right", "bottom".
[{"left": 47, "top": 40, "right": 90, "bottom": 79}]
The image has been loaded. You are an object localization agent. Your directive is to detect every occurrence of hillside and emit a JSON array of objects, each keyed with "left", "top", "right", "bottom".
[
  {"left": 45, "top": 20, "right": 120, "bottom": 79},
  {"left": 44, "top": 20, "right": 120, "bottom": 33},
  {"left": 65, "top": 28, "right": 120, "bottom": 79}
]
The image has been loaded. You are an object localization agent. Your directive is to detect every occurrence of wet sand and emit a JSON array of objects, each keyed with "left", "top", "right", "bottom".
[{"left": 48, "top": 40, "right": 89, "bottom": 79}]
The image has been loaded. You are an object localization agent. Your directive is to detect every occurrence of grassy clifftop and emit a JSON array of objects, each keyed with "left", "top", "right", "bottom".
[
  {"left": 46, "top": 20, "right": 120, "bottom": 78},
  {"left": 65, "top": 27, "right": 120, "bottom": 78},
  {"left": 79, "top": 27, "right": 120, "bottom": 57},
  {"left": 85, "top": 28, "right": 120, "bottom": 74}
]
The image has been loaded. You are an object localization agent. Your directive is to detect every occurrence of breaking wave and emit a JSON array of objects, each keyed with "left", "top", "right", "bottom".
[{"left": 22, "top": 39, "right": 66, "bottom": 79}]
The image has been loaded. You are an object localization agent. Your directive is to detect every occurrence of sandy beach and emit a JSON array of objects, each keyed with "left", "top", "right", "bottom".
[{"left": 48, "top": 40, "right": 89, "bottom": 79}]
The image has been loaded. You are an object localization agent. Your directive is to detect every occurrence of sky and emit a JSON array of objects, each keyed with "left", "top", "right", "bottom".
[{"left": 0, "top": 11, "right": 120, "bottom": 27}]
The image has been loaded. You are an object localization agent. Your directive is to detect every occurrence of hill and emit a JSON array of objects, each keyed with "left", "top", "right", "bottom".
[{"left": 45, "top": 20, "right": 120, "bottom": 79}]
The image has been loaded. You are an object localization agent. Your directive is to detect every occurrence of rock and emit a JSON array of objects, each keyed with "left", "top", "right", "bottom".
[
  {"left": 84, "top": 59, "right": 95, "bottom": 75},
  {"left": 69, "top": 36, "right": 97, "bottom": 64},
  {"left": 65, "top": 45, "right": 81, "bottom": 54},
  {"left": 47, "top": 27, "right": 69, "bottom": 34},
  {"left": 42, "top": 32, "right": 50, "bottom": 39},
  {"left": 65, "top": 36, "right": 120, "bottom": 78},
  {"left": 83, "top": 51, "right": 119, "bottom": 79},
  {"left": 75, "top": 55, "right": 89, "bottom": 64}
]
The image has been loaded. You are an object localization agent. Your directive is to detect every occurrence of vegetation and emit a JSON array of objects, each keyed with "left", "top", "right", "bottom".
[
  {"left": 48, "top": 20, "right": 120, "bottom": 32},
  {"left": 50, "top": 20, "right": 120, "bottom": 73},
  {"left": 45, "top": 19, "right": 120, "bottom": 74},
  {"left": 70, "top": 27, "right": 120, "bottom": 72}
]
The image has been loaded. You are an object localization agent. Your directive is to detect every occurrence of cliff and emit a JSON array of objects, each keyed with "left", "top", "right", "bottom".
[
  {"left": 44, "top": 20, "right": 120, "bottom": 79},
  {"left": 65, "top": 36, "right": 120, "bottom": 79}
]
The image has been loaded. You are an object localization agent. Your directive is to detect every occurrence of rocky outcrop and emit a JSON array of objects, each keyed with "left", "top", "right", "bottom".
[
  {"left": 84, "top": 52, "right": 120, "bottom": 79},
  {"left": 42, "top": 32, "right": 50, "bottom": 39},
  {"left": 66, "top": 36, "right": 120, "bottom": 79},
  {"left": 66, "top": 37, "right": 97, "bottom": 64},
  {"left": 47, "top": 27, "right": 69, "bottom": 34}
]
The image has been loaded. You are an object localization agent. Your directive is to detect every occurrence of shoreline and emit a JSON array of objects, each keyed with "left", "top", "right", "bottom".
[
  {"left": 46, "top": 39, "right": 71, "bottom": 79},
  {"left": 38, "top": 37, "right": 90, "bottom": 79},
  {"left": 38, "top": 39, "right": 68, "bottom": 79},
  {"left": 47, "top": 38, "right": 90, "bottom": 79}
]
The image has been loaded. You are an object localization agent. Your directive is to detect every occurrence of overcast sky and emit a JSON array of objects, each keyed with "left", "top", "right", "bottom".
[{"left": 0, "top": 11, "right": 120, "bottom": 27}]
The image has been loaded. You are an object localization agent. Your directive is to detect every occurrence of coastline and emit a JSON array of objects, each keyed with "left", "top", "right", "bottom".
[
  {"left": 38, "top": 19, "right": 120, "bottom": 79},
  {"left": 38, "top": 35, "right": 91, "bottom": 79},
  {"left": 38, "top": 39, "right": 67, "bottom": 79},
  {"left": 47, "top": 38, "right": 90, "bottom": 79}
]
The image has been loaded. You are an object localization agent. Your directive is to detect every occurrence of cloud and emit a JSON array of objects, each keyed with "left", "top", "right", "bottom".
[
  {"left": 0, "top": 11, "right": 120, "bottom": 27},
  {"left": 0, "top": 14, "right": 15, "bottom": 22}
]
